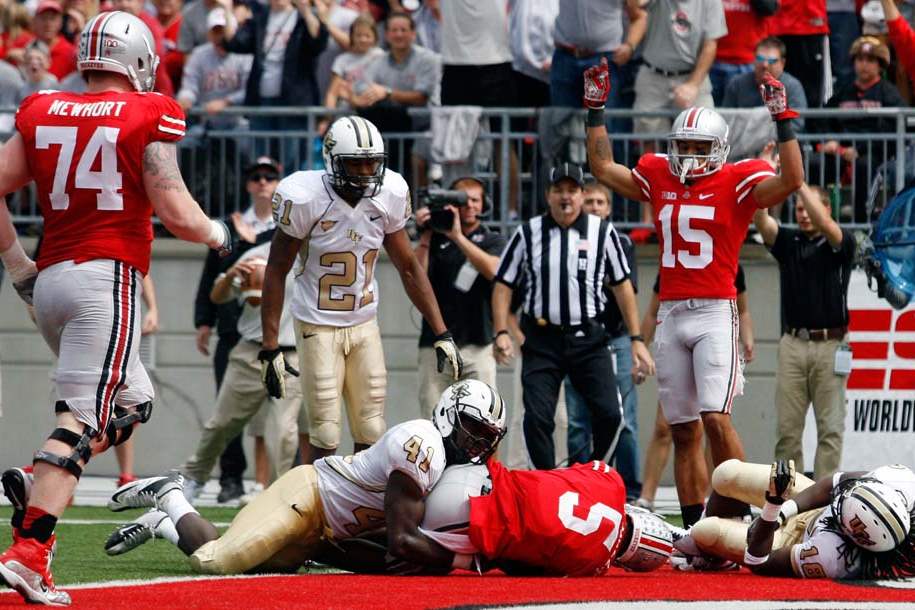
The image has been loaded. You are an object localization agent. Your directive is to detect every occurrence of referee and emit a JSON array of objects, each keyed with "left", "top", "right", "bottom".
[{"left": 492, "top": 163, "right": 655, "bottom": 469}]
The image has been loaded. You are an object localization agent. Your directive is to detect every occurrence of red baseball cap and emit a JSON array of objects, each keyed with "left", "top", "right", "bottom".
[{"left": 36, "top": 0, "right": 63, "bottom": 14}]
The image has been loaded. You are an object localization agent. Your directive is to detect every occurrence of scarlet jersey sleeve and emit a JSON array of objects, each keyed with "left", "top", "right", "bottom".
[
  {"left": 145, "top": 93, "right": 186, "bottom": 143},
  {"left": 731, "top": 159, "right": 777, "bottom": 209},
  {"left": 14, "top": 91, "right": 50, "bottom": 135},
  {"left": 631, "top": 153, "right": 669, "bottom": 201}
]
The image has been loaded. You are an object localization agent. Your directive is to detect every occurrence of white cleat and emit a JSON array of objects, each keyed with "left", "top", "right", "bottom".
[
  {"left": 108, "top": 472, "right": 184, "bottom": 512},
  {"left": 105, "top": 509, "right": 170, "bottom": 556}
]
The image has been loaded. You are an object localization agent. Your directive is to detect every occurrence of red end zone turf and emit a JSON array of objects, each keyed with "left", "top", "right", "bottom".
[{"left": 3, "top": 568, "right": 913, "bottom": 609}]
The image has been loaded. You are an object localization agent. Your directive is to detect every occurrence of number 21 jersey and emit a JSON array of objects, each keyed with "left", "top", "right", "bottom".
[
  {"left": 632, "top": 154, "right": 775, "bottom": 300},
  {"left": 16, "top": 90, "right": 186, "bottom": 275}
]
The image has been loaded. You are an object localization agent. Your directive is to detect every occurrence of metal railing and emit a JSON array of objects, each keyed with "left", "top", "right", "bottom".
[{"left": 4, "top": 105, "right": 915, "bottom": 234}]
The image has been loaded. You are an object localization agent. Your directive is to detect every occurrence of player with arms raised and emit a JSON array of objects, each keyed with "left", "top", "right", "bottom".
[
  {"left": 0, "top": 11, "right": 231, "bottom": 605},
  {"left": 257, "top": 116, "right": 463, "bottom": 464},
  {"left": 583, "top": 57, "right": 804, "bottom": 533}
]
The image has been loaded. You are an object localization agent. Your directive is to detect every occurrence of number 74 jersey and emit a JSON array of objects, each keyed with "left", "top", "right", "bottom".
[
  {"left": 632, "top": 154, "right": 775, "bottom": 301},
  {"left": 16, "top": 90, "right": 186, "bottom": 276},
  {"left": 273, "top": 169, "right": 410, "bottom": 327}
]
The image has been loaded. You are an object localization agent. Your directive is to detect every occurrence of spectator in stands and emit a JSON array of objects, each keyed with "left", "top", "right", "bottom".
[
  {"left": 509, "top": 0, "right": 558, "bottom": 109},
  {"left": 313, "top": 0, "right": 361, "bottom": 104},
  {"left": 0, "top": 3, "right": 32, "bottom": 64},
  {"left": 193, "top": 157, "right": 280, "bottom": 504},
  {"left": 563, "top": 180, "right": 642, "bottom": 502},
  {"left": 550, "top": 0, "right": 646, "bottom": 110},
  {"left": 710, "top": 0, "right": 778, "bottom": 106},
  {"left": 16, "top": 41, "right": 58, "bottom": 103},
  {"left": 812, "top": 36, "right": 903, "bottom": 221},
  {"left": 27, "top": 0, "right": 76, "bottom": 80},
  {"left": 178, "top": 0, "right": 229, "bottom": 55},
  {"left": 223, "top": 0, "right": 328, "bottom": 168},
  {"left": 768, "top": 0, "right": 829, "bottom": 107},
  {"left": 60, "top": 0, "right": 97, "bottom": 44},
  {"left": 319, "top": 14, "right": 383, "bottom": 134},
  {"left": 154, "top": 0, "right": 184, "bottom": 90},
  {"left": 754, "top": 183, "right": 854, "bottom": 480},
  {"left": 354, "top": 11, "right": 439, "bottom": 176},
  {"left": 828, "top": 0, "right": 861, "bottom": 87},
  {"left": 882, "top": 0, "right": 915, "bottom": 84},
  {"left": 112, "top": 0, "right": 175, "bottom": 96},
  {"left": 413, "top": 0, "right": 440, "bottom": 53},
  {"left": 0, "top": 58, "right": 24, "bottom": 132},
  {"left": 722, "top": 36, "right": 807, "bottom": 132}
]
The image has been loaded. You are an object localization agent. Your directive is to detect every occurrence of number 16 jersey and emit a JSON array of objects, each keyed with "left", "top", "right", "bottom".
[
  {"left": 631, "top": 154, "right": 775, "bottom": 301},
  {"left": 16, "top": 90, "right": 186, "bottom": 275}
]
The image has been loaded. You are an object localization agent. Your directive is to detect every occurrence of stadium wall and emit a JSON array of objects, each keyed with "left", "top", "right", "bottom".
[{"left": 0, "top": 238, "right": 782, "bottom": 482}]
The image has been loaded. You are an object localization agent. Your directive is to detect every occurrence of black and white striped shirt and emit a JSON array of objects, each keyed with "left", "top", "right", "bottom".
[{"left": 495, "top": 212, "right": 631, "bottom": 326}]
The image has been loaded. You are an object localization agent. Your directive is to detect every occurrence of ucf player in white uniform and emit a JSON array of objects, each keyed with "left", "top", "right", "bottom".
[
  {"left": 675, "top": 459, "right": 915, "bottom": 579},
  {"left": 104, "top": 379, "right": 507, "bottom": 575},
  {"left": 257, "top": 116, "right": 463, "bottom": 464}
]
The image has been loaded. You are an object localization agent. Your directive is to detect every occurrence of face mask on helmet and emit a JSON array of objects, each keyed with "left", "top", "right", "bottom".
[
  {"left": 667, "top": 107, "right": 730, "bottom": 183},
  {"left": 323, "top": 116, "right": 387, "bottom": 198},
  {"left": 615, "top": 505, "right": 674, "bottom": 572},
  {"left": 433, "top": 380, "right": 507, "bottom": 465},
  {"left": 833, "top": 479, "right": 911, "bottom": 552}
]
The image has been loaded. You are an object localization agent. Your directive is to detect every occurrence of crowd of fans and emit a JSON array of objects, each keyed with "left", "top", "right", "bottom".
[{"left": 4, "top": 0, "right": 915, "bottom": 226}]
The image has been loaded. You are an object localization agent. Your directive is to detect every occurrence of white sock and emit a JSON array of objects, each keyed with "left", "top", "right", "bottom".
[
  {"left": 153, "top": 512, "right": 180, "bottom": 546},
  {"left": 159, "top": 488, "right": 197, "bottom": 525}
]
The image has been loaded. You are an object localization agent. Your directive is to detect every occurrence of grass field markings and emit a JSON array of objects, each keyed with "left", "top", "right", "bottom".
[{"left": 0, "top": 572, "right": 296, "bottom": 593}]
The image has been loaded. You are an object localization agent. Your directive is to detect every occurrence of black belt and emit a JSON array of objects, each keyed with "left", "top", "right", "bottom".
[
  {"left": 556, "top": 42, "right": 598, "bottom": 59},
  {"left": 522, "top": 314, "right": 600, "bottom": 334},
  {"left": 786, "top": 326, "right": 847, "bottom": 342},
  {"left": 644, "top": 60, "right": 692, "bottom": 77},
  {"left": 248, "top": 340, "right": 296, "bottom": 351}
]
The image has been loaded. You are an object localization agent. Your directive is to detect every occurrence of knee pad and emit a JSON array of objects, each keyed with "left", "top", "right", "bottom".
[
  {"left": 105, "top": 402, "right": 154, "bottom": 447},
  {"left": 310, "top": 421, "right": 340, "bottom": 450},
  {"left": 33, "top": 417, "right": 94, "bottom": 480},
  {"left": 691, "top": 517, "right": 749, "bottom": 564}
]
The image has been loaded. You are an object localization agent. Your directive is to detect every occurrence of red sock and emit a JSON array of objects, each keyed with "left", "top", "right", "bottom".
[{"left": 20, "top": 507, "right": 57, "bottom": 543}]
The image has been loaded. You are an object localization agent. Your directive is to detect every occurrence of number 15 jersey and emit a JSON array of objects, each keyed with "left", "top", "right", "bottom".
[
  {"left": 273, "top": 169, "right": 410, "bottom": 327},
  {"left": 631, "top": 154, "right": 775, "bottom": 301},
  {"left": 16, "top": 90, "right": 186, "bottom": 275}
]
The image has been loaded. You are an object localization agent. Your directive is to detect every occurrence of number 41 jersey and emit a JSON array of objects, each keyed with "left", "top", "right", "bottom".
[
  {"left": 632, "top": 154, "right": 775, "bottom": 301},
  {"left": 16, "top": 90, "right": 186, "bottom": 275}
]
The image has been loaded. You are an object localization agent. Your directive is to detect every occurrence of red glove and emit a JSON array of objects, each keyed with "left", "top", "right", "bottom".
[
  {"left": 583, "top": 57, "right": 611, "bottom": 109},
  {"left": 758, "top": 73, "right": 799, "bottom": 121}
]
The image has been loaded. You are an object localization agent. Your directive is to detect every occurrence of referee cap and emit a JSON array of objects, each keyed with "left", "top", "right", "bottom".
[{"left": 549, "top": 162, "right": 584, "bottom": 187}]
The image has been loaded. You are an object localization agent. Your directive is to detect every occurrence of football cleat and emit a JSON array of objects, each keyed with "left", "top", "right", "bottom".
[
  {"left": 108, "top": 471, "right": 183, "bottom": 512},
  {"left": 2, "top": 466, "right": 34, "bottom": 513},
  {"left": 105, "top": 509, "right": 169, "bottom": 556},
  {"left": 0, "top": 535, "right": 71, "bottom": 606}
]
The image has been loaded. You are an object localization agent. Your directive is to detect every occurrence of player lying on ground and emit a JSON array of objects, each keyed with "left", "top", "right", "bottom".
[
  {"left": 676, "top": 459, "right": 915, "bottom": 579},
  {"left": 320, "top": 459, "right": 675, "bottom": 576},
  {"left": 101, "top": 380, "right": 506, "bottom": 574}
]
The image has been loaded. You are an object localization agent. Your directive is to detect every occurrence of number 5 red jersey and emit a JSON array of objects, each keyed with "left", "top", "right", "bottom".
[
  {"left": 16, "top": 90, "right": 186, "bottom": 275},
  {"left": 469, "top": 460, "right": 628, "bottom": 576},
  {"left": 632, "top": 154, "right": 775, "bottom": 301}
]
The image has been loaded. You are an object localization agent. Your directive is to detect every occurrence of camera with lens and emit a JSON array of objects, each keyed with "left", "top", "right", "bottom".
[{"left": 417, "top": 188, "right": 468, "bottom": 232}]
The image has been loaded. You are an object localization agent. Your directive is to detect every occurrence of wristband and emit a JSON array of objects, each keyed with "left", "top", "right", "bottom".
[
  {"left": 760, "top": 501, "right": 782, "bottom": 522},
  {"left": 779, "top": 499, "right": 798, "bottom": 525},
  {"left": 630, "top": 334, "right": 644, "bottom": 343},
  {"left": 494, "top": 329, "right": 510, "bottom": 341},
  {"left": 775, "top": 120, "right": 795, "bottom": 143},
  {"left": 208, "top": 219, "right": 229, "bottom": 249},
  {"left": 743, "top": 549, "right": 769, "bottom": 566},
  {"left": 451, "top": 553, "right": 474, "bottom": 570},
  {"left": 587, "top": 107, "right": 605, "bottom": 127}
]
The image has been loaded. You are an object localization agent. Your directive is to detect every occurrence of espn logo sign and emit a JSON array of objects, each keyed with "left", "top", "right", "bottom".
[{"left": 847, "top": 309, "right": 915, "bottom": 391}]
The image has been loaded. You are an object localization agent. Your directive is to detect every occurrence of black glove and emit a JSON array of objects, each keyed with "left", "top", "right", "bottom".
[
  {"left": 258, "top": 348, "right": 299, "bottom": 399},
  {"left": 433, "top": 331, "right": 463, "bottom": 380},
  {"left": 12, "top": 274, "right": 37, "bottom": 306},
  {"left": 765, "top": 459, "right": 795, "bottom": 505}
]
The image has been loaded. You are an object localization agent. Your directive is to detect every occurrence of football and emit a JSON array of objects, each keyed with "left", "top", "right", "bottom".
[{"left": 238, "top": 258, "right": 267, "bottom": 307}]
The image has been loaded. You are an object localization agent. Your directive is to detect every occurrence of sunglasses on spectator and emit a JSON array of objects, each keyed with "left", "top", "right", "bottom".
[
  {"left": 249, "top": 172, "right": 279, "bottom": 182},
  {"left": 755, "top": 54, "right": 780, "bottom": 65}
]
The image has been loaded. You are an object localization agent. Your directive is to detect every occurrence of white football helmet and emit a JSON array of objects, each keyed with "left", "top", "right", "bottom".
[
  {"left": 432, "top": 380, "right": 507, "bottom": 465},
  {"left": 667, "top": 107, "right": 730, "bottom": 183},
  {"left": 834, "top": 479, "right": 911, "bottom": 552},
  {"left": 615, "top": 505, "right": 674, "bottom": 572},
  {"left": 78, "top": 11, "right": 158, "bottom": 93},
  {"left": 420, "top": 464, "right": 491, "bottom": 554},
  {"left": 322, "top": 116, "right": 386, "bottom": 197}
]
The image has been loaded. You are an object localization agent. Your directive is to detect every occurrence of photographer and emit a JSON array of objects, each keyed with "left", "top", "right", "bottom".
[{"left": 414, "top": 177, "right": 507, "bottom": 416}]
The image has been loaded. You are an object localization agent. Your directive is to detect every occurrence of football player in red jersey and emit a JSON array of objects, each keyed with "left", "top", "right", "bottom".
[
  {"left": 0, "top": 11, "right": 231, "bottom": 605},
  {"left": 583, "top": 57, "right": 804, "bottom": 534}
]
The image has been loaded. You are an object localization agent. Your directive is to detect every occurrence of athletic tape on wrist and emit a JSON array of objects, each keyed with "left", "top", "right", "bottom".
[
  {"left": 743, "top": 549, "right": 769, "bottom": 566},
  {"left": 779, "top": 499, "right": 798, "bottom": 524},
  {"left": 761, "top": 501, "right": 782, "bottom": 522}
]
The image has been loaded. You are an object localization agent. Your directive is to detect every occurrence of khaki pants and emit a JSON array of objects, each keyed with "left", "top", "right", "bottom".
[
  {"left": 417, "top": 343, "right": 497, "bottom": 418},
  {"left": 774, "top": 334, "right": 848, "bottom": 479},
  {"left": 633, "top": 66, "right": 714, "bottom": 134},
  {"left": 296, "top": 318, "right": 387, "bottom": 450},
  {"left": 183, "top": 341, "right": 303, "bottom": 484}
]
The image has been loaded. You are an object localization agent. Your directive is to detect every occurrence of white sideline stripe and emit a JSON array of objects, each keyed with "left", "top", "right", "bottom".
[
  {"left": 0, "top": 573, "right": 292, "bottom": 594},
  {"left": 0, "top": 519, "right": 231, "bottom": 527}
]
